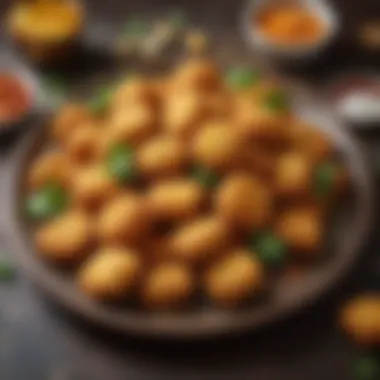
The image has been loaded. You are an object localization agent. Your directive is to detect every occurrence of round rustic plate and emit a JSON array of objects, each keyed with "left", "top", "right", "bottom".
[{"left": 2, "top": 73, "right": 375, "bottom": 339}]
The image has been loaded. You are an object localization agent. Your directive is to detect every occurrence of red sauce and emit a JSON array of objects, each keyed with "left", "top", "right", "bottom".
[{"left": 0, "top": 73, "right": 31, "bottom": 123}]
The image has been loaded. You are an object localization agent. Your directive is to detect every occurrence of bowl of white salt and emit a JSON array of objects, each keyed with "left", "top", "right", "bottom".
[{"left": 324, "top": 72, "right": 380, "bottom": 128}]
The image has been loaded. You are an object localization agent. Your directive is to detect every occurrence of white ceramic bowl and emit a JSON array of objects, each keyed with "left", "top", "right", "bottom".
[{"left": 241, "top": 0, "right": 341, "bottom": 62}]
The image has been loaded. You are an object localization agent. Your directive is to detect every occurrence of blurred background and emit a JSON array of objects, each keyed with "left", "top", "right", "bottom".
[{"left": 0, "top": 0, "right": 379, "bottom": 380}]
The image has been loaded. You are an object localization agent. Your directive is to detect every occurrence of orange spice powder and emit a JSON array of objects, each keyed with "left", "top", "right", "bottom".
[{"left": 256, "top": 3, "right": 326, "bottom": 46}]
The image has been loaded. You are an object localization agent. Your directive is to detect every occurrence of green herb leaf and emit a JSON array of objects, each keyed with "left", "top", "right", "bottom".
[
  {"left": 88, "top": 85, "right": 115, "bottom": 115},
  {"left": 123, "top": 19, "right": 150, "bottom": 37},
  {"left": 314, "top": 162, "right": 336, "bottom": 198},
  {"left": 191, "top": 165, "right": 219, "bottom": 189},
  {"left": 225, "top": 67, "right": 261, "bottom": 90},
  {"left": 26, "top": 183, "right": 68, "bottom": 221},
  {"left": 353, "top": 355, "right": 380, "bottom": 380},
  {"left": 249, "top": 231, "right": 287, "bottom": 267},
  {"left": 263, "top": 90, "right": 289, "bottom": 112},
  {"left": 106, "top": 144, "right": 137, "bottom": 184},
  {"left": 0, "top": 261, "right": 16, "bottom": 282}
]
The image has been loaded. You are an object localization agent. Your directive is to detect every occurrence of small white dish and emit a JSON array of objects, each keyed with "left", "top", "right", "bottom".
[
  {"left": 241, "top": 0, "right": 340, "bottom": 62},
  {"left": 323, "top": 71, "right": 380, "bottom": 129}
]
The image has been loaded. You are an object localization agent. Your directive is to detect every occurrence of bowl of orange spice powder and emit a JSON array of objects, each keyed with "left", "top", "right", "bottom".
[{"left": 242, "top": 0, "right": 340, "bottom": 61}]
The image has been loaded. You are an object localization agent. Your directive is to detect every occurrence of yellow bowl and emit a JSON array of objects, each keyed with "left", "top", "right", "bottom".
[{"left": 7, "top": 0, "right": 85, "bottom": 64}]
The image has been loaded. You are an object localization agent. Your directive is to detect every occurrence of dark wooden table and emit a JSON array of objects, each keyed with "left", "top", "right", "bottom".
[{"left": 0, "top": 1, "right": 379, "bottom": 379}]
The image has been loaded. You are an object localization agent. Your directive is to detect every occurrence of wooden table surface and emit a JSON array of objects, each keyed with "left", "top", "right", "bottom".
[{"left": 0, "top": 1, "right": 380, "bottom": 379}]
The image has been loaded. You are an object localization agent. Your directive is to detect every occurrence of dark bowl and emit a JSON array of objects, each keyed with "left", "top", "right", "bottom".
[{"left": 2, "top": 76, "right": 375, "bottom": 339}]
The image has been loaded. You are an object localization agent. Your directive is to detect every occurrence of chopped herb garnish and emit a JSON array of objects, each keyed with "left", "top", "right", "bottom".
[
  {"left": 314, "top": 162, "right": 337, "bottom": 198},
  {"left": 191, "top": 165, "right": 219, "bottom": 189},
  {"left": 88, "top": 85, "right": 116, "bottom": 115},
  {"left": 353, "top": 355, "right": 380, "bottom": 380},
  {"left": 263, "top": 90, "right": 289, "bottom": 112},
  {"left": 225, "top": 67, "right": 261, "bottom": 90},
  {"left": 249, "top": 231, "right": 287, "bottom": 267},
  {"left": 26, "top": 183, "right": 68, "bottom": 221},
  {"left": 106, "top": 144, "right": 137, "bottom": 184}
]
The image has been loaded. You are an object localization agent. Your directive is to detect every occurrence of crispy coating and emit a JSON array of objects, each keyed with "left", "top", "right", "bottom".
[
  {"left": 97, "top": 194, "right": 151, "bottom": 245},
  {"left": 71, "top": 165, "right": 119, "bottom": 210},
  {"left": 27, "top": 150, "right": 71, "bottom": 190},
  {"left": 216, "top": 173, "right": 272, "bottom": 231},
  {"left": 112, "top": 77, "right": 158, "bottom": 110},
  {"left": 192, "top": 121, "right": 244, "bottom": 170},
  {"left": 172, "top": 58, "right": 220, "bottom": 92},
  {"left": 339, "top": 294, "right": 380, "bottom": 347},
  {"left": 289, "top": 121, "right": 332, "bottom": 163},
  {"left": 141, "top": 262, "right": 194, "bottom": 309},
  {"left": 233, "top": 97, "right": 291, "bottom": 146},
  {"left": 52, "top": 103, "right": 94, "bottom": 144},
  {"left": 35, "top": 210, "right": 94, "bottom": 263},
  {"left": 205, "top": 250, "right": 264, "bottom": 306},
  {"left": 274, "top": 153, "right": 313, "bottom": 197},
  {"left": 65, "top": 122, "right": 102, "bottom": 164},
  {"left": 170, "top": 216, "right": 230, "bottom": 266},
  {"left": 78, "top": 247, "right": 141, "bottom": 301},
  {"left": 137, "top": 136, "right": 188, "bottom": 178},
  {"left": 240, "top": 145, "right": 277, "bottom": 179},
  {"left": 164, "top": 91, "right": 206, "bottom": 138},
  {"left": 147, "top": 179, "right": 205, "bottom": 222},
  {"left": 275, "top": 207, "right": 323, "bottom": 255},
  {"left": 109, "top": 102, "right": 157, "bottom": 145}
]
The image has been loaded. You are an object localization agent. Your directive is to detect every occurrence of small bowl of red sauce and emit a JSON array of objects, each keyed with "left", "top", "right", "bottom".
[
  {"left": 0, "top": 54, "right": 40, "bottom": 134},
  {"left": 242, "top": 0, "right": 340, "bottom": 62}
]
